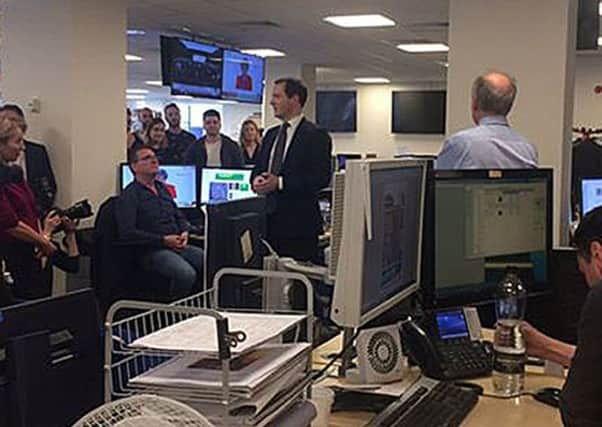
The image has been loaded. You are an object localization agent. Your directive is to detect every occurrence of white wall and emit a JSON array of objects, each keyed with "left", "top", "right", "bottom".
[
  {"left": 573, "top": 55, "right": 602, "bottom": 128},
  {"left": 318, "top": 83, "right": 446, "bottom": 158},
  {"left": 2, "top": 0, "right": 126, "bottom": 211}
]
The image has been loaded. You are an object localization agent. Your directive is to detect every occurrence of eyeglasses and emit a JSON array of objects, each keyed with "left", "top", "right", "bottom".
[{"left": 137, "top": 154, "right": 158, "bottom": 162}]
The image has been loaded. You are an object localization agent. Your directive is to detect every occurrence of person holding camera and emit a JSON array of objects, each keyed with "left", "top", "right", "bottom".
[{"left": 0, "top": 114, "right": 58, "bottom": 300}]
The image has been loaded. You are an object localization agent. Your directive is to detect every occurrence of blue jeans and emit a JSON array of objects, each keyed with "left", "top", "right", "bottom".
[{"left": 140, "top": 245, "right": 204, "bottom": 299}]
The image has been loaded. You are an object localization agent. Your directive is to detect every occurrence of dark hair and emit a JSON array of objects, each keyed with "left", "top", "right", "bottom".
[
  {"left": 0, "top": 104, "right": 25, "bottom": 118},
  {"left": 472, "top": 71, "right": 517, "bottom": 116},
  {"left": 574, "top": 206, "right": 602, "bottom": 261},
  {"left": 164, "top": 103, "right": 179, "bottom": 114},
  {"left": 127, "top": 145, "right": 156, "bottom": 165},
  {"left": 274, "top": 77, "right": 308, "bottom": 107},
  {"left": 203, "top": 109, "right": 221, "bottom": 121}
]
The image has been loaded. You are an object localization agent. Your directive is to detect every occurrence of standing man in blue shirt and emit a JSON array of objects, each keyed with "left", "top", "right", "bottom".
[{"left": 436, "top": 71, "right": 538, "bottom": 170}]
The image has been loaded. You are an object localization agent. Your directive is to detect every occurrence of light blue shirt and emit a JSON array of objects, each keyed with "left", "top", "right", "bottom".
[{"left": 435, "top": 116, "right": 538, "bottom": 170}]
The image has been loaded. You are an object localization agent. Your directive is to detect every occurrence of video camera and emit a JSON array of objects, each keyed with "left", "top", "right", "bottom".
[
  {"left": 53, "top": 199, "right": 94, "bottom": 221},
  {"left": 49, "top": 199, "right": 93, "bottom": 234}
]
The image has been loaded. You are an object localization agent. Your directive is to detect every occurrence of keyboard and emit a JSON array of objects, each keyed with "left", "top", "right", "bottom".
[
  {"left": 368, "top": 376, "right": 479, "bottom": 427},
  {"left": 435, "top": 339, "right": 492, "bottom": 380}
]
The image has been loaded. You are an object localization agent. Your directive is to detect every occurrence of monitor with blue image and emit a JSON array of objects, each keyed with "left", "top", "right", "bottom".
[
  {"left": 581, "top": 177, "right": 602, "bottom": 216},
  {"left": 200, "top": 168, "right": 255, "bottom": 204}
]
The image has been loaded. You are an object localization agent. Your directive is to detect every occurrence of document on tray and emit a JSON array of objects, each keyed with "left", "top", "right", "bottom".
[
  {"left": 130, "top": 343, "right": 311, "bottom": 389},
  {"left": 130, "top": 311, "right": 306, "bottom": 354}
]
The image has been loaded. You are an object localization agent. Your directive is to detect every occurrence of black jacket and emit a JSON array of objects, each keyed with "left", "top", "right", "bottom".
[
  {"left": 184, "top": 134, "right": 244, "bottom": 170},
  {"left": 24, "top": 140, "right": 57, "bottom": 214},
  {"left": 252, "top": 118, "right": 332, "bottom": 240}
]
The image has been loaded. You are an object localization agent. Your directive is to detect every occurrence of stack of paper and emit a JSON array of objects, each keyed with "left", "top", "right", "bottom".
[
  {"left": 128, "top": 311, "right": 311, "bottom": 426},
  {"left": 130, "top": 312, "right": 306, "bottom": 355},
  {"left": 130, "top": 343, "right": 310, "bottom": 425}
]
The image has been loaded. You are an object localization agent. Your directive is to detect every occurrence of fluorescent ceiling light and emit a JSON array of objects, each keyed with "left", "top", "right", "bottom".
[
  {"left": 125, "top": 54, "right": 143, "bottom": 62},
  {"left": 218, "top": 100, "right": 238, "bottom": 104},
  {"left": 598, "top": 36, "right": 602, "bottom": 46},
  {"left": 126, "top": 95, "right": 145, "bottom": 100},
  {"left": 397, "top": 43, "right": 449, "bottom": 53},
  {"left": 145, "top": 80, "right": 163, "bottom": 86},
  {"left": 241, "top": 48, "right": 286, "bottom": 58},
  {"left": 173, "top": 95, "right": 193, "bottom": 100},
  {"left": 126, "top": 89, "right": 149, "bottom": 94},
  {"left": 323, "top": 14, "right": 395, "bottom": 28},
  {"left": 599, "top": 2, "right": 602, "bottom": 16},
  {"left": 354, "top": 77, "right": 390, "bottom": 84},
  {"left": 127, "top": 29, "right": 146, "bottom": 36}
]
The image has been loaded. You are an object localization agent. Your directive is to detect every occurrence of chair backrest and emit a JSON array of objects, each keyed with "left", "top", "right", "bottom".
[{"left": 91, "top": 196, "right": 134, "bottom": 312}]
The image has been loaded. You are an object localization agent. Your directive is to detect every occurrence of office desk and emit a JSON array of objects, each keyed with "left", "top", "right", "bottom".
[{"left": 313, "top": 334, "right": 564, "bottom": 427}]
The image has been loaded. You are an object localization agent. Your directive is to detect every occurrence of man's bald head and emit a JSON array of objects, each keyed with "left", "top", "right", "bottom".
[{"left": 471, "top": 71, "right": 517, "bottom": 117}]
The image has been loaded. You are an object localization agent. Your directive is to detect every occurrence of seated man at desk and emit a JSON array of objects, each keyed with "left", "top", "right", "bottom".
[
  {"left": 522, "top": 206, "right": 602, "bottom": 426},
  {"left": 116, "top": 146, "right": 203, "bottom": 299}
]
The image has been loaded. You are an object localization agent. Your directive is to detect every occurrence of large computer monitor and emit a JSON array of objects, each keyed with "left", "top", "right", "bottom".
[
  {"left": 432, "top": 169, "right": 553, "bottom": 308},
  {"left": 200, "top": 168, "right": 255, "bottom": 204},
  {"left": 119, "top": 163, "right": 198, "bottom": 208},
  {"left": 204, "top": 197, "right": 266, "bottom": 308},
  {"left": 0, "top": 289, "right": 102, "bottom": 427},
  {"left": 581, "top": 177, "right": 602, "bottom": 216},
  {"left": 330, "top": 159, "right": 429, "bottom": 328}
]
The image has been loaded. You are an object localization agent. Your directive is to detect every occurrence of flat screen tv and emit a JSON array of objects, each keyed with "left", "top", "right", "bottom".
[
  {"left": 160, "top": 35, "right": 223, "bottom": 99},
  {"left": 316, "top": 91, "right": 357, "bottom": 132},
  {"left": 391, "top": 91, "right": 446, "bottom": 134},
  {"left": 221, "top": 49, "right": 265, "bottom": 104}
]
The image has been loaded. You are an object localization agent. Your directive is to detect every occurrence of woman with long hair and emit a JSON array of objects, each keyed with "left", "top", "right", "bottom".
[
  {"left": 239, "top": 119, "right": 262, "bottom": 166},
  {"left": 144, "top": 117, "right": 178, "bottom": 164}
]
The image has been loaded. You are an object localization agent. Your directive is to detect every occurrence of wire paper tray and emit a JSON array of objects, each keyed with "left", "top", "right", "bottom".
[{"left": 104, "top": 267, "right": 317, "bottom": 427}]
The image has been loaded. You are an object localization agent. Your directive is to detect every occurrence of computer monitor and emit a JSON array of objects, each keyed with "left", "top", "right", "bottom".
[
  {"left": 580, "top": 177, "right": 602, "bottom": 216},
  {"left": 432, "top": 169, "right": 553, "bottom": 308},
  {"left": 204, "top": 197, "right": 266, "bottom": 308},
  {"left": 330, "top": 159, "right": 429, "bottom": 328},
  {"left": 0, "top": 289, "right": 102, "bottom": 427},
  {"left": 200, "top": 168, "right": 255, "bottom": 204},
  {"left": 119, "top": 163, "right": 198, "bottom": 208},
  {"left": 335, "top": 153, "right": 362, "bottom": 171}
]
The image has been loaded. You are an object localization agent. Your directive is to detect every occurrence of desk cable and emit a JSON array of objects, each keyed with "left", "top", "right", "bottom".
[{"left": 311, "top": 329, "right": 360, "bottom": 384}]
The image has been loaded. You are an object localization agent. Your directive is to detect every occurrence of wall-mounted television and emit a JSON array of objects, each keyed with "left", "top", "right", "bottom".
[
  {"left": 160, "top": 36, "right": 265, "bottom": 104},
  {"left": 161, "top": 36, "right": 223, "bottom": 99},
  {"left": 391, "top": 91, "right": 446, "bottom": 134},
  {"left": 221, "top": 49, "right": 265, "bottom": 104},
  {"left": 316, "top": 91, "right": 357, "bottom": 132}
]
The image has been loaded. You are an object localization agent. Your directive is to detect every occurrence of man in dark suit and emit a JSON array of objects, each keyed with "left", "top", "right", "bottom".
[
  {"left": 0, "top": 104, "right": 57, "bottom": 215},
  {"left": 252, "top": 78, "right": 332, "bottom": 263}
]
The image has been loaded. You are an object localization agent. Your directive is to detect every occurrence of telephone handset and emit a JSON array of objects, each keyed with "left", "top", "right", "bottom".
[{"left": 401, "top": 308, "right": 492, "bottom": 380}]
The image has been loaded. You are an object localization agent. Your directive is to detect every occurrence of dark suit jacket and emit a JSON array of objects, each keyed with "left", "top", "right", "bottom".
[
  {"left": 24, "top": 140, "right": 57, "bottom": 214},
  {"left": 252, "top": 117, "right": 332, "bottom": 240}
]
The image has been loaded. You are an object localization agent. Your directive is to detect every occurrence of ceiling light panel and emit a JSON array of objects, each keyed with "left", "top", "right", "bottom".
[
  {"left": 324, "top": 14, "right": 396, "bottom": 28},
  {"left": 241, "top": 48, "right": 286, "bottom": 58},
  {"left": 396, "top": 43, "right": 449, "bottom": 53},
  {"left": 354, "top": 77, "right": 391, "bottom": 83}
]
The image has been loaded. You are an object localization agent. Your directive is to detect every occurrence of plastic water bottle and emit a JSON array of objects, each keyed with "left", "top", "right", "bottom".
[{"left": 492, "top": 269, "right": 527, "bottom": 396}]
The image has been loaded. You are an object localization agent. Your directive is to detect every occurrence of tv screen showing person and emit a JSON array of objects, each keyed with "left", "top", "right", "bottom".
[{"left": 221, "top": 50, "right": 265, "bottom": 104}]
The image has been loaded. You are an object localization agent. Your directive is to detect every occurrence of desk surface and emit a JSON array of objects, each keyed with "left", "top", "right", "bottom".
[{"left": 313, "top": 333, "right": 564, "bottom": 427}]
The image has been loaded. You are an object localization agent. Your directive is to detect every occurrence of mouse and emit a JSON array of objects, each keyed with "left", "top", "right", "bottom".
[{"left": 532, "top": 387, "right": 561, "bottom": 408}]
